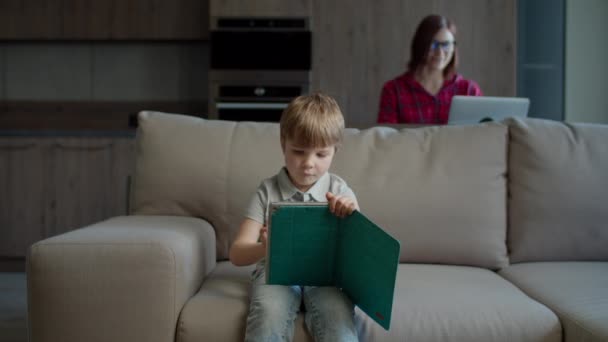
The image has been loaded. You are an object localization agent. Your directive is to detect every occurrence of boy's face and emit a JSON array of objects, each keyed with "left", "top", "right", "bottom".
[{"left": 282, "top": 139, "right": 336, "bottom": 192}]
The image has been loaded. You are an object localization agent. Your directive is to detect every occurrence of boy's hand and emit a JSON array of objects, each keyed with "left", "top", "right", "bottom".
[
  {"left": 260, "top": 226, "right": 268, "bottom": 248},
  {"left": 326, "top": 192, "right": 358, "bottom": 218}
]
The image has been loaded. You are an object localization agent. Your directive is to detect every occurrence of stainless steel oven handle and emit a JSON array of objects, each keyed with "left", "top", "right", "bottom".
[{"left": 216, "top": 102, "right": 289, "bottom": 109}]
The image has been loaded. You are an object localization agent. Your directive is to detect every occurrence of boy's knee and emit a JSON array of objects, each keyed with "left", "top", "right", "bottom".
[
  {"left": 251, "top": 297, "right": 290, "bottom": 318},
  {"left": 247, "top": 297, "right": 299, "bottom": 342},
  {"left": 306, "top": 287, "right": 354, "bottom": 317}
]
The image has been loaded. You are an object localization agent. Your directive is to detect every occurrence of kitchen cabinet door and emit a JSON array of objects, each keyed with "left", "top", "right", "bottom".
[
  {"left": 44, "top": 137, "right": 134, "bottom": 237},
  {"left": 211, "top": 0, "right": 311, "bottom": 18},
  {"left": 0, "top": 138, "right": 48, "bottom": 257},
  {"left": 0, "top": 136, "right": 135, "bottom": 258},
  {"left": 0, "top": 0, "right": 209, "bottom": 40}
]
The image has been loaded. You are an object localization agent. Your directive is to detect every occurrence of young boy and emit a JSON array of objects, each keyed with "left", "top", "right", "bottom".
[{"left": 229, "top": 93, "right": 360, "bottom": 341}]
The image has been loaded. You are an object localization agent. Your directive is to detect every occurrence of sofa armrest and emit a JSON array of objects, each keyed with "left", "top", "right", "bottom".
[{"left": 27, "top": 215, "right": 216, "bottom": 342}]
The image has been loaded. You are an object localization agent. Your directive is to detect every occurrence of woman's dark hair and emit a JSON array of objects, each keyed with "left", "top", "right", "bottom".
[{"left": 407, "top": 14, "right": 458, "bottom": 78}]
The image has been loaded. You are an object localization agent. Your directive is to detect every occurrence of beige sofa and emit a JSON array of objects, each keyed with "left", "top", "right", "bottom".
[{"left": 27, "top": 112, "right": 608, "bottom": 342}]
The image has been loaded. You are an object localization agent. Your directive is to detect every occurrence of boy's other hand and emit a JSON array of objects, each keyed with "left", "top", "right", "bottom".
[{"left": 326, "top": 192, "right": 358, "bottom": 218}]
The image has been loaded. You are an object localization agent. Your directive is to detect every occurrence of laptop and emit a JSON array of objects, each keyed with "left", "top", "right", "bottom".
[{"left": 448, "top": 96, "right": 530, "bottom": 125}]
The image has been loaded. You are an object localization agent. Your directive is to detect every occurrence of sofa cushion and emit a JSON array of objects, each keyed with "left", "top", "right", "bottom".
[
  {"left": 177, "top": 262, "right": 314, "bottom": 342},
  {"left": 359, "top": 264, "right": 560, "bottom": 342},
  {"left": 334, "top": 124, "right": 509, "bottom": 269},
  {"left": 179, "top": 263, "right": 561, "bottom": 342},
  {"left": 500, "top": 262, "right": 608, "bottom": 342},
  {"left": 507, "top": 118, "right": 608, "bottom": 262},
  {"left": 131, "top": 112, "right": 284, "bottom": 260}
]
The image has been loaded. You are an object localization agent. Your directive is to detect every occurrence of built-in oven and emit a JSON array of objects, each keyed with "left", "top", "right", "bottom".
[
  {"left": 209, "top": 17, "right": 312, "bottom": 121},
  {"left": 209, "top": 72, "right": 308, "bottom": 122},
  {"left": 210, "top": 17, "right": 311, "bottom": 71}
]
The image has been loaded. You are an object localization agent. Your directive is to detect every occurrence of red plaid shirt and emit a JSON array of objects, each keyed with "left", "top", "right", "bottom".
[{"left": 377, "top": 72, "right": 482, "bottom": 124}]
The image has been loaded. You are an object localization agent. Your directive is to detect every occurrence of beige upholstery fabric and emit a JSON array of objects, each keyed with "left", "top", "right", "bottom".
[
  {"left": 133, "top": 112, "right": 509, "bottom": 268},
  {"left": 178, "top": 262, "right": 561, "bottom": 342},
  {"left": 335, "top": 124, "right": 509, "bottom": 269},
  {"left": 131, "top": 112, "right": 283, "bottom": 260},
  {"left": 507, "top": 118, "right": 608, "bottom": 262},
  {"left": 357, "top": 264, "right": 561, "bottom": 342},
  {"left": 177, "top": 262, "right": 313, "bottom": 342},
  {"left": 27, "top": 215, "right": 215, "bottom": 342},
  {"left": 500, "top": 262, "right": 608, "bottom": 342}
]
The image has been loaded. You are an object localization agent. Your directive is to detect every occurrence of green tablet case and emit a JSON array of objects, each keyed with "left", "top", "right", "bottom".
[{"left": 266, "top": 203, "right": 401, "bottom": 330}]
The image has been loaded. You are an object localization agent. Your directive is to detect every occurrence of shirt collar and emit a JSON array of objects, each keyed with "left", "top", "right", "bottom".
[
  {"left": 277, "top": 167, "right": 330, "bottom": 202},
  {"left": 402, "top": 71, "right": 460, "bottom": 90}
]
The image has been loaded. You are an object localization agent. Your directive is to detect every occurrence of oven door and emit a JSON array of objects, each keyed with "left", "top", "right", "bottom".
[
  {"left": 210, "top": 84, "right": 305, "bottom": 121},
  {"left": 210, "top": 17, "right": 311, "bottom": 71},
  {"left": 211, "top": 31, "right": 311, "bottom": 70},
  {"left": 216, "top": 102, "right": 288, "bottom": 122}
]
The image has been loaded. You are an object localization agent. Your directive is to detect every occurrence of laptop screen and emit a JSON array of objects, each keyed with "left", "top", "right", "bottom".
[{"left": 448, "top": 96, "right": 530, "bottom": 125}]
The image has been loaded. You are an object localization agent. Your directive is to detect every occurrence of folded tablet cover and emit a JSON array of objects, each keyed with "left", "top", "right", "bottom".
[{"left": 266, "top": 203, "right": 400, "bottom": 330}]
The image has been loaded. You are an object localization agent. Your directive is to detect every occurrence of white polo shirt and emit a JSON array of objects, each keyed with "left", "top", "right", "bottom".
[{"left": 244, "top": 167, "right": 358, "bottom": 226}]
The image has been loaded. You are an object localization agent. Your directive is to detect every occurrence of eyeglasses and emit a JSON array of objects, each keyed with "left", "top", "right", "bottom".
[{"left": 430, "top": 40, "right": 455, "bottom": 52}]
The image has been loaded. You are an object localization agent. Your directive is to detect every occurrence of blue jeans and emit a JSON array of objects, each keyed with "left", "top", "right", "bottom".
[{"left": 245, "top": 268, "right": 358, "bottom": 342}]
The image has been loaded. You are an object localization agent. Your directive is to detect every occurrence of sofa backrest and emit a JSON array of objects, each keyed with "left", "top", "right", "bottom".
[
  {"left": 131, "top": 112, "right": 283, "bottom": 261},
  {"left": 507, "top": 118, "right": 608, "bottom": 262},
  {"left": 131, "top": 111, "right": 509, "bottom": 269}
]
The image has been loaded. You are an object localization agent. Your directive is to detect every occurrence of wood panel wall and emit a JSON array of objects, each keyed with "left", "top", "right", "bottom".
[{"left": 311, "top": 0, "right": 517, "bottom": 127}]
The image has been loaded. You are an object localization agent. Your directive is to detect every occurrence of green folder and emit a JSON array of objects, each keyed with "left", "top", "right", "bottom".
[{"left": 266, "top": 202, "right": 401, "bottom": 330}]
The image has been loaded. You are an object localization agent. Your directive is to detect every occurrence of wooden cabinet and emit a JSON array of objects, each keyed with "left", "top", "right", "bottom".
[
  {"left": 0, "top": 0, "right": 209, "bottom": 40},
  {"left": 210, "top": 0, "right": 311, "bottom": 18},
  {"left": 0, "top": 0, "right": 63, "bottom": 39},
  {"left": 0, "top": 139, "right": 47, "bottom": 258},
  {"left": 0, "top": 136, "right": 135, "bottom": 257}
]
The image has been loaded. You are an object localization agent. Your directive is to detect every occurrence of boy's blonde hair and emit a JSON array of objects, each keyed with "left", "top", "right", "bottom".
[{"left": 280, "top": 92, "right": 345, "bottom": 148}]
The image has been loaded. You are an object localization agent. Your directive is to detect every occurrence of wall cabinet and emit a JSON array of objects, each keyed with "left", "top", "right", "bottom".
[
  {"left": 0, "top": 136, "right": 135, "bottom": 258},
  {"left": 0, "top": 0, "right": 209, "bottom": 40},
  {"left": 210, "top": 0, "right": 311, "bottom": 18}
]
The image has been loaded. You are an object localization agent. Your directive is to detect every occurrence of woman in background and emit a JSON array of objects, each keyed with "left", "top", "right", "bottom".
[{"left": 377, "top": 14, "right": 482, "bottom": 124}]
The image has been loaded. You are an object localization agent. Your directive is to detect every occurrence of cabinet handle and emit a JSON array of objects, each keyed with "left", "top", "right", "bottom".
[
  {"left": 51, "top": 142, "right": 114, "bottom": 151},
  {"left": 0, "top": 143, "right": 37, "bottom": 150}
]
